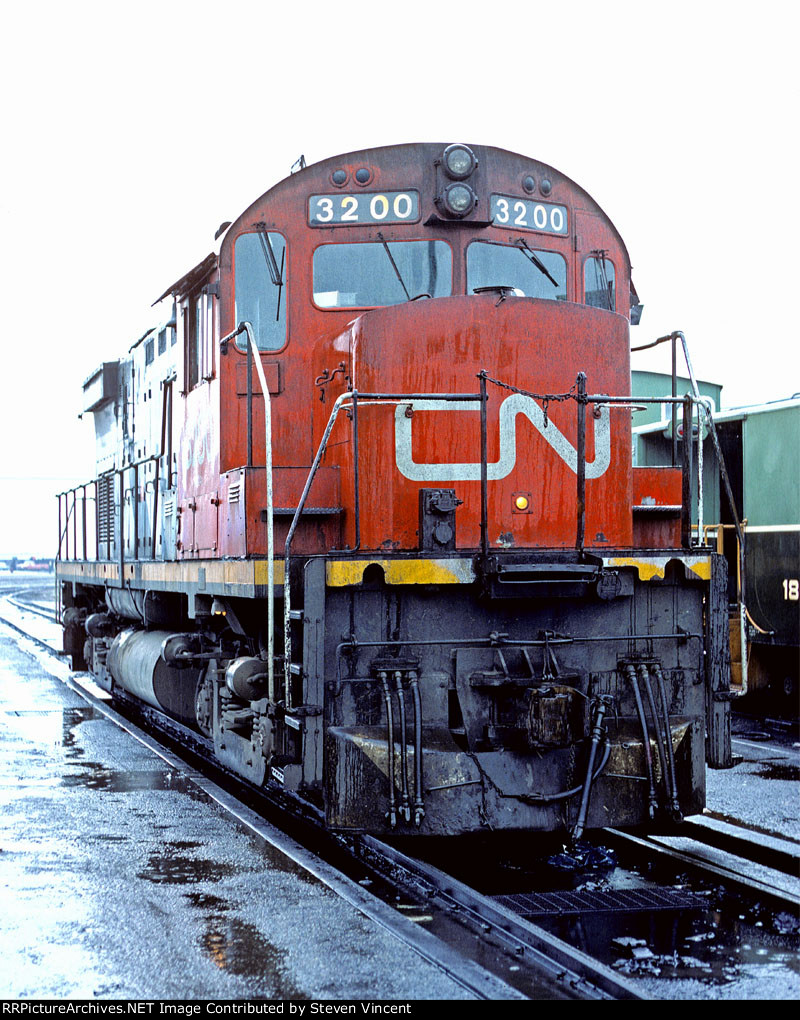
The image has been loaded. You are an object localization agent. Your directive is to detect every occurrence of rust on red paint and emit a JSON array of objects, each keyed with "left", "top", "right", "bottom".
[{"left": 162, "top": 142, "right": 640, "bottom": 562}]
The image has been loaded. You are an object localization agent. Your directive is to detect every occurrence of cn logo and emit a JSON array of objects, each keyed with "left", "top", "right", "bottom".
[{"left": 394, "top": 393, "right": 611, "bottom": 482}]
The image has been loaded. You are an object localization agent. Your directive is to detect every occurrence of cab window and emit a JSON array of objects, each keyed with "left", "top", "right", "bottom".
[
  {"left": 466, "top": 241, "right": 567, "bottom": 300},
  {"left": 234, "top": 231, "right": 287, "bottom": 351},
  {"left": 185, "top": 293, "right": 204, "bottom": 389},
  {"left": 313, "top": 240, "right": 452, "bottom": 308},
  {"left": 584, "top": 253, "right": 616, "bottom": 311},
  {"left": 185, "top": 288, "right": 215, "bottom": 388}
]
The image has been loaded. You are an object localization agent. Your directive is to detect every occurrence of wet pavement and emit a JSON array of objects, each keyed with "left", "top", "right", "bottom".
[
  {"left": 707, "top": 719, "right": 800, "bottom": 842},
  {"left": 0, "top": 624, "right": 475, "bottom": 1000},
  {"left": 0, "top": 573, "right": 797, "bottom": 1000}
]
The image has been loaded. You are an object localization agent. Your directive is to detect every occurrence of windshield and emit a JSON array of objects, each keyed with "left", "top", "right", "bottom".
[
  {"left": 313, "top": 240, "right": 452, "bottom": 308},
  {"left": 466, "top": 241, "right": 567, "bottom": 301}
]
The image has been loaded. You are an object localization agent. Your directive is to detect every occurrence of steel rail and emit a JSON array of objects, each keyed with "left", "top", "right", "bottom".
[
  {"left": 0, "top": 609, "right": 64, "bottom": 658},
  {"left": 603, "top": 828, "right": 800, "bottom": 913},
  {"left": 5, "top": 596, "right": 58, "bottom": 624},
  {"left": 667, "top": 817, "right": 800, "bottom": 881},
  {"left": 354, "top": 835, "right": 643, "bottom": 1000}
]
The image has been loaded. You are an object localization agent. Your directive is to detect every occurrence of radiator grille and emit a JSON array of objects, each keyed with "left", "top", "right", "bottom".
[{"left": 96, "top": 474, "right": 114, "bottom": 544}]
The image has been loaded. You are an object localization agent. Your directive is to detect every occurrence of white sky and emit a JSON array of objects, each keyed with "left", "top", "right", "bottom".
[{"left": 1, "top": 0, "right": 796, "bottom": 557}]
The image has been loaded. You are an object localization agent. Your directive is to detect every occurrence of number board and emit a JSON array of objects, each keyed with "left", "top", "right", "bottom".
[
  {"left": 490, "top": 194, "right": 569, "bottom": 235},
  {"left": 309, "top": 191, "right": 420, "bottom": 226}
]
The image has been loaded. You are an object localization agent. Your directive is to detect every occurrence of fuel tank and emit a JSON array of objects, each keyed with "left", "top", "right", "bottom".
[{"left": 107, "top": 629, "right": 203, "bottom": 728}]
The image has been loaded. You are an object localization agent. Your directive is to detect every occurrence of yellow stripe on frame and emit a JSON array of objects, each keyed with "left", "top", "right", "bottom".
[
  {"left": 326, "top": 558, "right": 475, "bottom": 587},
  {"left": 604, "top": 556, "right": 712, "bottom": 582}
]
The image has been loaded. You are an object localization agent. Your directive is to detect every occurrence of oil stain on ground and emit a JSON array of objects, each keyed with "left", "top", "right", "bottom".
[
  {"left": 199, "top": 911, "right": 304, "bottom": 997},
  {"left": 755, "top": 762, "right": 800, "bottom": 782}
]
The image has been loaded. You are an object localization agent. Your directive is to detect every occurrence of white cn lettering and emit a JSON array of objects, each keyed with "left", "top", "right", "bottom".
[{"left": 394, "top": 393, "right": 611, "bottom": 481}]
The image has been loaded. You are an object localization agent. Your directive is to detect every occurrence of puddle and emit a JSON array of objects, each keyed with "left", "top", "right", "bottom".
[
  {"left": 755, "top": 762, "right": 800, "bottom": 782},
  {"left": 184, "top": 892, "right": 231, "bottom": 912},
  {"left": 201, "top": 917, "right": 301, "bottom": 991},
  {"left": 61, "top": 765, "right": 191, "bottom": 793},
  {"left": 137, "top": 851, "right": 235, "bottom": 885},
  {"left": 435, "top": 832, "right": 800, "bottom": 993},
  {"left": 181, "top": 863, "right": 307, "bottom": 993},
  {"left": 62, "top": 707, "right": 100, "bottom": 759}
]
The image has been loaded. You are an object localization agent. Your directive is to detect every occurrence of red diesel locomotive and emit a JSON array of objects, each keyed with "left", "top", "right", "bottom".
[{"left": 57, "top": 142, "right": 732, "bottom": 837}]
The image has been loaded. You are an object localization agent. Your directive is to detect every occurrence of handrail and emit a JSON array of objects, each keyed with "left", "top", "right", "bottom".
[
  {"left": 632, "top": 332, "right": 745, "bottom": 572},
  {"left": 220, "top": 321, "right": 275, "bottom": 703},
  {"left": 283, "top": 388, "right": 483, "bottom": 707},
  {"left": 634, "top": 329, "right": 749, "bottom": 692},
  {"left": 283, "top": 390, "right": 352, "bottom": 706},
  {"left": 56, "top": 497, "right": 75, "bottom": 561}
]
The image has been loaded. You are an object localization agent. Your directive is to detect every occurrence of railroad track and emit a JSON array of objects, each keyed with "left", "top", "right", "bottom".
[
  {"left": 601, "top": 828, "right": 800, "bottom": 911},
  {"left": 1, "top": 605, "right": 798, "bottom": 999},
  {"left": 5, "top": 594, "right": 58, "bottom": 623},
  {"left": 649, "top": 816, "right": 800, "bottom": 882}
]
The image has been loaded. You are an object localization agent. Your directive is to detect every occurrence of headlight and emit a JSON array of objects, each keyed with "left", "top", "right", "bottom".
[
  {"left": 442, "top": 143, "right": 477, "bottom": 180},
  {"left": 442, "top": 182, "right": 476, "bottom": 217}
]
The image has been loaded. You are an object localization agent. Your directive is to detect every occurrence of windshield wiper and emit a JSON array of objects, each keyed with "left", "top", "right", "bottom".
[
  {"left": 515, "top": 238, "right": 560, "bottom": 289},
  {"left": 377, "top": 232, "right": 411, "bottom": 301},
  {"left": 591, "top": 248, "right": 614, "bottom": 310},
  {"left": 257, "top": 228, "right": 285, "bottom": 321}
]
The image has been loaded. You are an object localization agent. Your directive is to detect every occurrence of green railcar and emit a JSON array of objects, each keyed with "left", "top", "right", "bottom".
[{"left": 633, "top": 374, "right": 799, "bottom": 708}]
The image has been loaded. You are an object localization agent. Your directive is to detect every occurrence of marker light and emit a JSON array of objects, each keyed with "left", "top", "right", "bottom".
[
  {"left": 514, "top": 494, "right": 530, "bottom": 511},
  {"left": 442, "top": 143, "right": 477, "bottom": 180}
]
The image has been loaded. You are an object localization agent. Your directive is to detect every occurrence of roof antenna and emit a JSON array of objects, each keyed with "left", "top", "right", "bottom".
[{"left": 290, "top": 154, "right": 307, "bottom": 174}]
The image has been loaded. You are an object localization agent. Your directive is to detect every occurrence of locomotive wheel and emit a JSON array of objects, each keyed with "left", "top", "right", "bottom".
[{"left": 194, "top": 668, "right": 214, "bottom": 737}]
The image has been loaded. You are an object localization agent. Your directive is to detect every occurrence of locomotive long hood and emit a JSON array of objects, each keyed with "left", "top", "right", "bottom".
[{"left": 339, "top": 295, "right": 634, "bottom": 551}]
